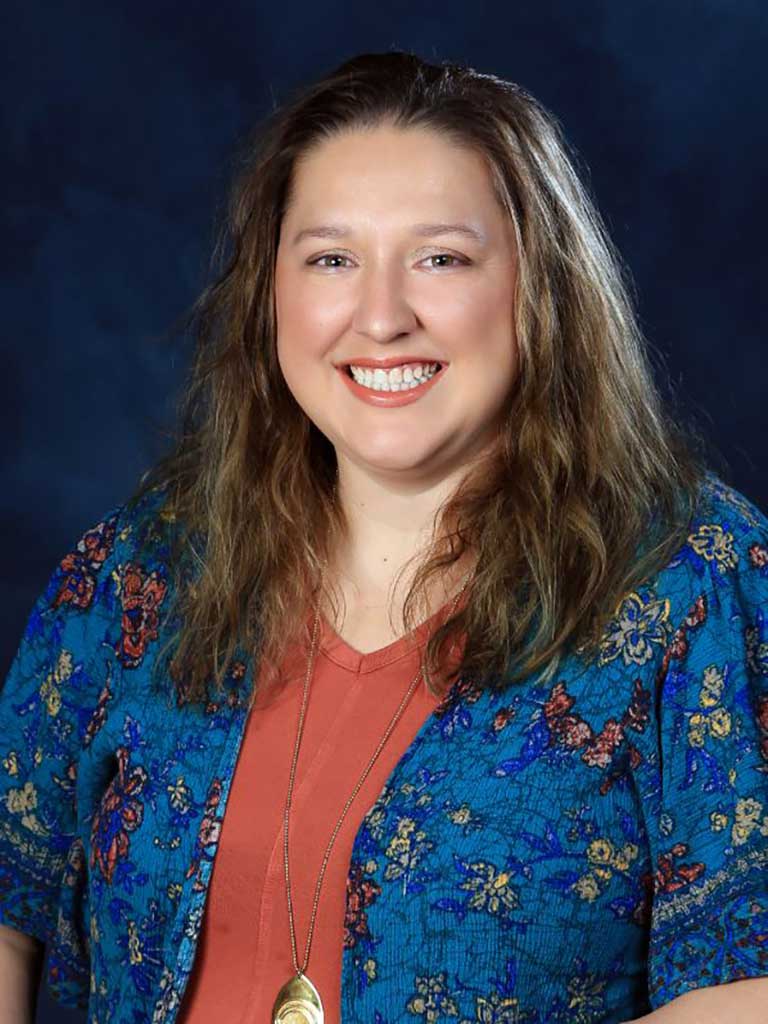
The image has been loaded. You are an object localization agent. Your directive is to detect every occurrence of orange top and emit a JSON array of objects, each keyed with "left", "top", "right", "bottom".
[{"left": 177, "top": 598, "right": 465, "bottom": 1023}]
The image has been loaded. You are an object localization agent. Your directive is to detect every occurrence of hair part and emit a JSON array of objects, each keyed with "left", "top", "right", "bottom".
[{"left": 128, "top": 49, "right": 711, "bottom": 710}]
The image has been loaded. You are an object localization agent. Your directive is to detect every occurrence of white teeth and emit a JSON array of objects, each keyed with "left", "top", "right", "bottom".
[{"left": 348, "top": 362, "right": 440, "bottom": 392}]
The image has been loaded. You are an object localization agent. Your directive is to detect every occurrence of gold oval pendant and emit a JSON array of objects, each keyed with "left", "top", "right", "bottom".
[{"left": 272, "top": 972, "right": 324, "bottom": 1024}]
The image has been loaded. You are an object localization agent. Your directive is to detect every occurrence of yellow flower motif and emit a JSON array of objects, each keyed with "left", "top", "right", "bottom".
[
  {"left": 38, "top": 650, "right": 73, "bottom": 719},
  {"left": 598, "top": 592, "right": 670, "bottom": 667},
  {"left": 54, "top": 650, "right": 73, "bottom": 684},
  {"left": 732, "top": 820, "right": 755, "bottom": 846},
  {"left": 363, "top": 959, "right": 377, "bottom": 981},
  {"left": 448, "top": 804, "right": 471, "bottom": 825},
  {"left": 688, "top": 713, "right": 707, "bottom": 748},
  {"left": 592, "top": 866, "right": 612, "bottom": 882},
  {"left": 407, "top": 972, "right": 458, "bottom": 1021},
  {"left": 736, "top": 797, "right": 762, "bottom": 821},
  {"left": 127, "top": 921, "right": 143, "bottom": 965},
  {"left": 5, "top": 780, "right": 48, "bottom": 837},
  {"left": 728, "top": 768, "right": 737, "bottom": 785},
  {"left": 365, "top": 806, "right": 386, "bottom": 840},
  {"left": 167, "top": 778, "right": 191, "bottom": 813},
  {"left": 475, "top": 994, "right": 520, "bottom": 1022},
  {"left": 167, "top": 883, "right": 183, "bottom": 901},
  {"left": 6, "top": 780, "right": 37, "bottom": 815},
  {"left": 708, "top": 707, "right": 732, "bottom": 739},
  {"left": 688, "top": 524, "right": 738, "bottom": 572},
  {"left": 611, "top": 843, "right": 639, "bottom": 872},
  {"left": 586, "top": 838, "right": 614, "bottom": 865},
  {"left": 567, "top": 971, "right": 607, "bottom": 1014},
  {"left": 710, "top": 812, "right": 728, "bottom": 832},
  {"left": 699, "top": 665, "right": 724, "bottom": 708},
  {"left": 44, "top": 686, "right": 62, "bottom": 717},
  {"left": 573, "top": 874, "right": 600, "bottom": 902},
  {"left": 732, "top": 798, "right": 764, "bottom": 846},
  {"left": 386, "top": 816, "right": 416, "bottom": 859},
  {"left": 2, "top": 751, "right": 19, "bottom": 776},
  {"left": 461, "top": 862, "right": 519, "bottom": 915},
  {"left": 33, "top": 747, "right": 43, "bottom": 767},
  {"left": 365, "top": 859, "right": 378, "bottom": 874},
  {"left": 384, "top": 816, "right": 432, "bottom": 882}
]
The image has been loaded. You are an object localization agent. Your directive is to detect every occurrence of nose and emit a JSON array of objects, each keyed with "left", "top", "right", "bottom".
[{"left": 351, "top": 265, "right": 418, "bottom": 344}]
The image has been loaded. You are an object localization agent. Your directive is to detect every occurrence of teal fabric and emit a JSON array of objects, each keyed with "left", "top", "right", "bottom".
[{"left": 1, "top": 473, "right": 767, "bottom": 1023}]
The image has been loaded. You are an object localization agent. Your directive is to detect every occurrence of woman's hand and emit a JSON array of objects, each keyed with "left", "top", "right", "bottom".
[
  {"left": 0, "top": 923, "right": 44, "bottom": 1024},
  {"left": 625, "top": 976, "right": 768, "bottom": 1023}
]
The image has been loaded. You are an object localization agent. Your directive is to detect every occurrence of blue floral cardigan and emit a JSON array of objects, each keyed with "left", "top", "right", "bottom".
[{"left": 1, "top": 473, "right": 767, "bottom": 1024}]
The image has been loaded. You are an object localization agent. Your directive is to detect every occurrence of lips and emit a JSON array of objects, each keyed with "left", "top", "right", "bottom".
[{"left": 336, "top": 356, "right": 446, "bottom": 370}]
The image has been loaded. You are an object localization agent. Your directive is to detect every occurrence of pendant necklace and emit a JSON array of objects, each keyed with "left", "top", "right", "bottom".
[{"left": 271, "top": 563, "right": 471, "bottom": 1024}]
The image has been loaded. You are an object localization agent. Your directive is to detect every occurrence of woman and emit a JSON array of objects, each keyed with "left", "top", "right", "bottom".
[{"left": 0, "top": 50, "right": 766, "bottom": 1024}]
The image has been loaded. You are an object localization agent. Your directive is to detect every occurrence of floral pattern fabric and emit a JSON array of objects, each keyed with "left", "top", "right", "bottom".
[{"left": 0, "top": 472, "right": 767, "bottom": 1023}]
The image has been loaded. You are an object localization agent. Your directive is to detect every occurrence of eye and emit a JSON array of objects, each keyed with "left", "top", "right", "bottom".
[
  {"left": 305, "top": 251, "right": 470, "bottom": 271},
  {"left": 307, "top": 253, "right": 352, "bottom": 269},
  {"left": 422, "top": 253, "right": 467, "bottom": 269}
]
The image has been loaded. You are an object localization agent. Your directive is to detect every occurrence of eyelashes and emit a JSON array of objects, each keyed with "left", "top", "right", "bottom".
[{"left": 306, "top": 252, "right": 470, "bottom": 271}]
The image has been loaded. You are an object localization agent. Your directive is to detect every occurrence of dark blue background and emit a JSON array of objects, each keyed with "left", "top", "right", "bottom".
[{"left": 1, "top": 3, "right": 765, "bottom": 1021}]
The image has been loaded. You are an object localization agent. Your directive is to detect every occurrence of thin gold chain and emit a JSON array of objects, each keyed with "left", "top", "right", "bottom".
[{"left": 282, "top": 565, "right": 472, "bottom": 979}]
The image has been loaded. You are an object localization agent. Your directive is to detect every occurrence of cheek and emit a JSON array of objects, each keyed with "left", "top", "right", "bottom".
[{"left": 449, "top": 287, "right": 517, "bottom": 367}]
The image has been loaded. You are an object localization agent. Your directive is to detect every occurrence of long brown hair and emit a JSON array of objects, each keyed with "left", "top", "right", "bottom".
[{"left": 128, "top": 49, "right": 711, "bottom": 708}]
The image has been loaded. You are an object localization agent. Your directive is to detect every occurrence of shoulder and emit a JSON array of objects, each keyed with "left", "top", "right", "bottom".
[
  {"left": 583, "top": 474, "right": 766, "bottom": 686},
  {"left": 15, "top": 484, "right": 180, "bottom": 679},
  {"left": 686, "top": 471, "right": 768, "bottom": 572},
  {"left": 653, "top": 471, "right": 768, "bottom": 626}
]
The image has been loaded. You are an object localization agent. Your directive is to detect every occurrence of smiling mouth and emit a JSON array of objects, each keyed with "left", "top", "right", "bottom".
[
  {"left": 344, "top": 362, "right": 444, "bottom": 389},
  {"left": 335, "top": 364, "right": 448, "bottom": 403}
]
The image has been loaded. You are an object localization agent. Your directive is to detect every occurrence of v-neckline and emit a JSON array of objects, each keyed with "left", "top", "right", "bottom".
[{"left": 317, "top": 590, "right": 467, "bottom": 675}]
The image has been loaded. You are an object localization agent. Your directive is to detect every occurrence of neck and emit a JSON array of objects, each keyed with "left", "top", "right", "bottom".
[{"left": 333, "top": 458, "right": 473, "bottom": 585}]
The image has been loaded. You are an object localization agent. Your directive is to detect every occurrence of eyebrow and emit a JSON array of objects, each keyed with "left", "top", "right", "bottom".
[{"left": 291, "top": 222, "right": 487, "bottom": 246}]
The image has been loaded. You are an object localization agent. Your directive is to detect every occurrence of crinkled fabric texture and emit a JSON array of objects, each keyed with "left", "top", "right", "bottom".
[{"left": 0, "top": 474, "right": 767, "bottom": 1023}]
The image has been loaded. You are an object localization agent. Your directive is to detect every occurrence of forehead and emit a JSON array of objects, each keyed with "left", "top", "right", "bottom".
[{"left": 284, "top": 125, "right": 501, "bottom": 224}]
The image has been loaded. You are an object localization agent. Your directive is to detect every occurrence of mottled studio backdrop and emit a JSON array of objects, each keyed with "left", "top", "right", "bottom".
[{"left": 1, "top": 2, "right": 766, "bottom": 1021}]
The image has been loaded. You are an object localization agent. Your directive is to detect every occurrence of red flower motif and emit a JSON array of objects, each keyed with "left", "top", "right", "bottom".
[
  {"left": 118, "top": 562, "right": 168, "bottom": 669},
  {"left": 545, "top": 679, "right": 650, "bottom": 782},
  {"left": 582, "top": 719, "right": 625, "bottom": 768},
  {"left": 344, "top": 861, "right": 381, "bottom": 949},
  {"left": 749, "top": 543, "right": 768, "bottom": 568},
  {"left": 544, "top": 684, "right": 593, "bottom": 752},
  {"left": 187, "top": 778, "right": 223, "bottom": 890},
  {"left": 654, "top": 843, "right": 706, "bottom": 895},
  {"left": 89, "top": 746, "right": 148, "bottom": 884},
  {"left": 54, "top": 516, "right": 117, "bottom": 610},
  {"left": 544, "top": 683, "right": 574, "bottom": 719},
  {"left": 622, "top": 679, "right": 651, "bottom": 734},
  {"left": 657, "top": 594, "right": 708, "bottom": 679},
  {"left": 493, "top": 706, "right": 516, "bottom": 733},
  {"left": 756, "top": 696, "right": 768, "bottom": 762},
  {"left": 83, "top": 677, "right": 114, "bottom": 748},
  {"left": 433, "top": 675, "right": 483, "bottom": 718},
  {"left": 684, "top": 594, "right": 707, "bottom": 629}
]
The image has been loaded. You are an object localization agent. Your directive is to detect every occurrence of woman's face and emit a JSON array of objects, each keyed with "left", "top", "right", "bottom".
[{"left": 274, "top": 124, "right": 519, "bottom": 486}]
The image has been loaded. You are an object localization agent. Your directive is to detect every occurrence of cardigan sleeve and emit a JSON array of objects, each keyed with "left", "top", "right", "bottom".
[
  {"left": 645, "top": 543, "right": 768, "bottom": 1007},
  {"left": 0, "top": 504, "right": 124, "bottom": 999}
]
